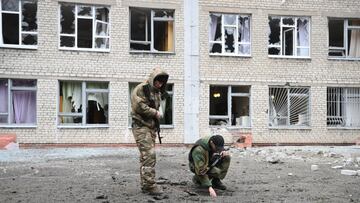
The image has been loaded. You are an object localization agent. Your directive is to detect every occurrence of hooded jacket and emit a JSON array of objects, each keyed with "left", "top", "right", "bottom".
[
  {"left": 188, "top": 136, "right": 213, "bottom": 187},
  {"left": 131, "top": 67, "right": 169, "bottom": 129}
]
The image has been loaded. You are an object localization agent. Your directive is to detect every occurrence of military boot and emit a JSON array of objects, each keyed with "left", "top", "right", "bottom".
[
  {"left": 142, "top": 185, "right": 164, "bottom": 196},
  {"left": 212, "top": 178, "right": 227, "bottom": 190}
]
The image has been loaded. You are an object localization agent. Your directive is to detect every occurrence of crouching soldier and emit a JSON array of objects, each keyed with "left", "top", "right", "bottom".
[{"left": 188, "top": 135, "right": 231, "bottom": 197}]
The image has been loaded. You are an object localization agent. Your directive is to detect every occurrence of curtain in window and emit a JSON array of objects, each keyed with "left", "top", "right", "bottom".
[
  {"left": 239, "top": 17, "right": 250, "bottom": 54},
  {"left": 209, "top": 14, "right": 220, "bottom": 41},
  {"left": 0, "top": 83, "right": 7, "bottom": 113},
  {"left": 349, "top": 30, "right": 360, "bottom": 58},
  {"left": 12, "top": 91, "right": 36, "bottom": 123},
  {"left": 297, "top": 18, "right": 309, "bottom": 56},
  {"left": 345, "top": 88, "right": 360, "bottom": 127}
]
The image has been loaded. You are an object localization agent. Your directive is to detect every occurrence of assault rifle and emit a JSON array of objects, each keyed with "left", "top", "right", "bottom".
[
  {"left": 209, "top": 148, "right": 230, "bottom": 168},
  {"left": 143, "top": 84, "right": 163, "bottom": 144}
]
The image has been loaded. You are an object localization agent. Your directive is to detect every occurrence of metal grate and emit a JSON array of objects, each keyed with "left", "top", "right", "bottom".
[
  {"left": 269, "top": 87, "right": 310, "bottom": 127},
  {"left": 327, "top": 87, "right": 360, "bottom": 127}
]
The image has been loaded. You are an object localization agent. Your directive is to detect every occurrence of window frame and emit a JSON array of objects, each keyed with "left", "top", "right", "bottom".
[
  {"left": 0, "top": 0, "right": 38, "bottom": 49},
  {"left": 268, "top": 16, "right": 311, "bottom": 59},
  {"left": 58, "top": 3, "right": 111, "bottom": 52},
  {"left": 128, "top": 82, "right": 174, "bottom": 128},
  {"left": 268, "top": 86, "right": 311, "bottom": 129},
  {"left": 57, "top": 80, "right": 110, "bottom": 128},
  {"left": 328, "top": 18, "right": 360, "bottom": 60},
  {"left": 209, "top": 85, "right": 251, "bottom": 128},
  {"left": 209, "top": 13, "right": 252, "bottom": 57},
  {"left": 129, "top": 7, "right": 175, "bottom": 54},
  {"left": 327, "top": 87, "right": 360, "bottom": 129},
  {"left": 0, "top": 78, "right": 37, "bottom": 128}
]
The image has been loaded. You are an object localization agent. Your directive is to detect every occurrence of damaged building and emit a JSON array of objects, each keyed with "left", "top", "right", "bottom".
[{"left": 0, "top": 0, "right": 360, "bottom": 146}]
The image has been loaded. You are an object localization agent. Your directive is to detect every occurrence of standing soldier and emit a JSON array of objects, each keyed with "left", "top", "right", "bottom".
[
  {"left": 188, "top": 135, "right": 231, "bottom": 197},
  {"left": 131, "top": 67, "right": 169, "bottom": 196}
]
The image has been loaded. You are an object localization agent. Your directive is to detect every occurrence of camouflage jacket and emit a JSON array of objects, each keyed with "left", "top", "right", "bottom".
[
  {"left": 189, "top": 136, "right": 213, "bottom": 187},
  {"left": 131, "top": 68, "right": 169, "bottom": 129}
]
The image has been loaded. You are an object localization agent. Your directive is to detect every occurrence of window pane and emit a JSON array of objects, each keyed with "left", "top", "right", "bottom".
[
  {"left": 86, "top": 92, "right": 108, "bottom": 124},
  {"left": 224, "top": 27, "right": 235, "bottom": 53},
  {"left": 283, "top": 17, "right": 294, "bottom": 25},
  {"left": 60, "top": 36, "right": 75, "bottom": 47},
  {"left": 268, "top": 16, "right": 280, "bottom": 46},
  {"left": 283, "top": 27, "right": 294, "bottom": 55},
  {"left": 348, "top": 19, "right": 360, "bottom": 26},
  {"left": 130, "top": 9, "right": 148, "bottom": 41},
  {"left": 297, "top": 18, "right": 309, "bottom": 47},
  {"left": 328, "top": 19, "right": 344, "bottom": 47},
  {"left": 238, "top": 16, "right": 250, "bottom": 43},
  {"left": 59, "top": 81, "right": 82, "bottom": 114},
  {"left": 348, "top": 29, "right": 360, "bottom": 58},
  {"left": 1, "top": 0, "right": 19, "bottom": 11},
  {"left": 289, "top": 88, "right": 310, "bottom": 126},
  {"left": 58, "top": 115, "right": 82, "bottom": 124},
  {"left": 154, "top": 21, "right": 173, "bottom": 51},
  {"left": 209, "top": 14, "right": 222, "bottom": 42},
  {"left": 77, "top": 19, "right": 93, "bottom": 48},
  {"left": 2, "top": 13, "right": 19, "bottom": 44},
  {"left": 154, "top": 10, "right": 173, "bottom": 19},
  {"left": 21, "top": 0, "right": 37, "bottom": 32},
  {"left": 160, "top": 90, "right": 172, "bottom": 125},
  {"left": 224, "top": 14, "right": 236, "bottom": 25},
  {"left": 268, "top": 47, "right": 280, "bottom": 55},
  {"left": 0, "top": 116, "right": 7, "bottom": 123},
  {"left": 86, "top": 82, "right": 108, "bottom": 89},
  {"left": 210, "top": 86, "right": 228, "bottom": 116},
  {"left": 12, "top": 90, "right": 36, "bottom": 124},
  {"left": 12, "top": 79, "right": 36, "bottom": 87},
  {"left": 95, "top": 38, "right": 109, "bottom": 49},
  {"left": 297, "top": 48, "right": 309, "bottom": 56},
  {"left": 96, "top": 7, "right": 109, "bottom": 22},
  {"left": 239, "top": 44, "right": 250, "bottom": 55},
  {"left": 327, "top": 87, "right": 344, "bottom": 127},
  {"left": 22, "top": 34, "right": 37, "bottom": 45},
  {"left": 0, "top": 79, "right": 8, "bottom": 113},
  {"left": 232, "top": 86, "right": 250, "bottom": 93},
  {"left": 130, "top": 43, "right": 150, "bottom": 51},
  {"left": 60, "top": 4, "right": 75, "bottom": 34},
  {"left": 96, "top": 22, "right": 108, "bottom": 36},
  {"left": 269, "top": 88, "right": 288, "bottom": 126},
  {"left": 232, "top": 97, "right": 250, "bottom": 126},
  {"left": 78, "top": 5, "right": 92, "bottom": 17}
]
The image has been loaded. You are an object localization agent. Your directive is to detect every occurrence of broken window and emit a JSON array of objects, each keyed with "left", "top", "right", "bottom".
[
  {"left": 58, "top": 81, "right": 109, "bottom": 126},
  {"left": 128, "top": 83, "right": 174, "bottom": 126},
  {"left": 269, "top": 87, "right": 310, "bottom": 127},
  {"left": 59, "top": 3, "right": 110, "bottom": 50},
  {"left": 209, "top": 85, "right": 251, "bottom": 127},
  {"left": 328, "top": 18, "right": 360, "bottom": 59},
  {"left": 327, "top": 87, "right": 360, "bottom": 127},
  {"left": 209, "top": 13, "right": 251, "bottom": 55},
  {"left": 268, "top": 16, "right": 310, "bottom": 57},
  {"left": 0, "top": 79, "right": 37, "bottom": 125},
  {"left": 130, "top": 7, "right": 174, "bottom": 52},
  {"left": 1, "top": 0, "right": 38, "bottom": 47}
]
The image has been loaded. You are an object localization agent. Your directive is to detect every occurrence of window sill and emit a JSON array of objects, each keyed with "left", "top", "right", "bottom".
[
  {"left": 128, "top": 125, "right": 174, "bottom": 129},
  {"left": 268, "top": 55, "right": 311, "bottom": 60},
  {"left": 58, "top": 125, "right": 109, "bottom": 129},
  {"left": 0, "top": 45, "right": 37, "bottom": 50},
  {"left": 0, "top": 125, "right": 37, "bottom": 128},
  {"left": 209, "top": 125, "right": 252, "bottom": 129},
  {"left": 59, "top": 47, "right": 110, "bottom": 53},
  {"left": 269, "top": 126, "right": 311, "bottom": 130},
  {"left": 129, "top": 50, "right": 175, "bottom": 55},
  {"left": 328, "top": 57, "right": 360, "bottom": 61},
  {"left": 209, "top": 53, "right": 252, "bottom": 57},
  {"left": 327, "top": 127, "right": 360, "bottom": 130}
]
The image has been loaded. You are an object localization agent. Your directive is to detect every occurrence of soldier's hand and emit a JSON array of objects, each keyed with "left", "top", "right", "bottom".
[
  {"left": 220, "top": 150, "right": 230, "bottom": 157},
  {"left": 155, "top": 111, "right": 161, "bottom": 119},
  {"left": 209, "top": 186, "right": 217, "bottom": 197}
]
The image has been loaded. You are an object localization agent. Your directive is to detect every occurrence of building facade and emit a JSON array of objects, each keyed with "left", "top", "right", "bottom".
[{"left": 1, "top": 0, "right": 359, "bottom": 145}]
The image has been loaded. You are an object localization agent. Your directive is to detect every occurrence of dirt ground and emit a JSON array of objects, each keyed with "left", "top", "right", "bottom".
[{"left": 1, "top": 146, "right": 360, "bottom": 203}]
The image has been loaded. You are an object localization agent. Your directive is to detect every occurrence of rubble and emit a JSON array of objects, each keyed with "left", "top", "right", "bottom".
[
  {"left": 311, "top": 165, "right": 319, "bottom": 171},
  {"left": 340, "top": 170, "right": 357, "bottom": 176}
]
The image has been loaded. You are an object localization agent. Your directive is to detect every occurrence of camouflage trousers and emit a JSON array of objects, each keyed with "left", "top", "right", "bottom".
[{"left": 132, "top": 125, "right": 157, "bottom": 190}]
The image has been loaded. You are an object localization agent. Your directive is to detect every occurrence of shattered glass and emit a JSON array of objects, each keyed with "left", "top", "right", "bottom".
[
  {"left": 154, "top": 10, "right": 173, "bottom": 19},
  {"left": 96, "top": 22, "right": 108, "bottom": 36},
  {"left": 2, "top": 13, "right": 19, "bottom": 44},
  {"left": 21, "top": 0, "right": 37, "bottom": 32},
  {"left": 60, "top": 5, "right": 75, "bottom": 34},
  {"left": 224, "top": 14, "right": 236, "bottom": 25},
  {"left": 78, "top": 6, "right": 92, "bottom": 17},
  {"left": 268, "top": 47, "right": 280, "bottom": 55},
  {"left": 209, "top": 43, "right": 221, "bottom": 53},
  {"left": 60, "top": 36, "right": 75, "bottom": 47},
  {"left": 283, "top": 17, "right": 294, "bottom": 25},
  {"left": 21, "top": 34, "right": 37, "bottom": 45},
  {"left": 1, "top": 0, "right": 19, "bottom": 11},
  {"left": 96, "top": 7, "right": 109, "bottom": 22},
  {"left": 95, "top": 38, "right": 109, "bottom": 49},
  {"left": 224, "top": 27, "right": 235, "bottom": 53},
  {"left": 268, "top": 16, "right": 281, "bottom": 46}
]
